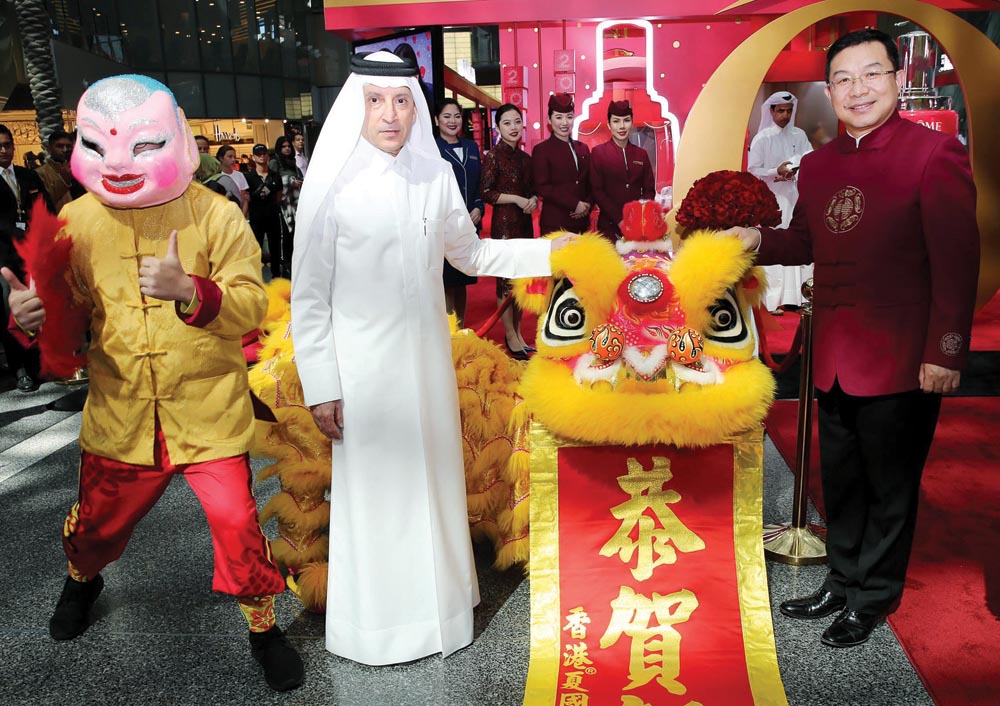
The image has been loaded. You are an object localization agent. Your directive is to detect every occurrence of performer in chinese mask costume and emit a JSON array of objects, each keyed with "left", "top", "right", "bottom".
[{"left": 2, "top": 75, "right": 304, "bottom": 691}]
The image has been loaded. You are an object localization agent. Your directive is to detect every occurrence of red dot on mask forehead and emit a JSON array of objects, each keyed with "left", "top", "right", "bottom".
[{"left": 110, "top": 128, "right": 117, "bottom": 135}]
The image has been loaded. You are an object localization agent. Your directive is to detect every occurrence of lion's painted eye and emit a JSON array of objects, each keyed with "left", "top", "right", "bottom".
[
  {"left": 542, "top": 278, "right": 588, "bottom": 346},
  {"left": 705, "top": 289, "right": 749, "bottom": 346}
]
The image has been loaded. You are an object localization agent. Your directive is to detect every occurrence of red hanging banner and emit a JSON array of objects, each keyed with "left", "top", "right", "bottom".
[{"left": 524, "top": 425, "right": 788, "bottom": 706}]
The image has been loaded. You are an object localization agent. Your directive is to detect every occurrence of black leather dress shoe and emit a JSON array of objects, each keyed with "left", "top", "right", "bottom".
[
  {"left": 821, "top": 608, "right": 884, "bottom": 648},
  {"left": 779, "top": 589, "right": 846, "bottom": 620}
]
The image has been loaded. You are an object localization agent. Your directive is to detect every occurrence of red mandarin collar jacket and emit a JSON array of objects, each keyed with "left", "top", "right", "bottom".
[{"left": 757, "top": 111, "right": 980, "bottom": 396}]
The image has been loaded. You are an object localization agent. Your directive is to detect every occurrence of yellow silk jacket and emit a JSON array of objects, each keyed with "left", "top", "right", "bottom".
[{"left": 61, "top": 184, "right": 267, "bottom": 465}]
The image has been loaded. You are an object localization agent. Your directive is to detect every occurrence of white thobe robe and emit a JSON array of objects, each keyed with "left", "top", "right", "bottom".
[
  {"left": 748, "top": 125, "right": 814, "bottom": 309},
  {"left": 291, "top": 139, "right": 551, "bottom": 665}
]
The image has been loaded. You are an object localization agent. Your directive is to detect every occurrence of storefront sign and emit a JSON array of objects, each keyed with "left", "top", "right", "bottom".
[{"left": 214, "top": 124, "right": 241, "bottom": 141}]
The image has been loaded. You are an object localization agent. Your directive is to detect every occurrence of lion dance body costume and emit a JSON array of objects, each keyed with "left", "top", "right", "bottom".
[
  {"left": 15, "top": 75, "right": 303, "bottom": 692},
  {"left": 250, "top": 171, "right": 778, "bottom": 614}
]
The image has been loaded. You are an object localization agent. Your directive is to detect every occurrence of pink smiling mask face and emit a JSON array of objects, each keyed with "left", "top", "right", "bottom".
[{"left": 72, "top": 81, "right": 198, "bottom": 209}]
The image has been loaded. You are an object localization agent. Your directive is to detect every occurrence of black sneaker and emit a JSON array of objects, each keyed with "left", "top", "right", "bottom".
[
  {"left": 249, "top": 625, "right": 304, "bottom": 691},
  {"left": 16, "top": 373, "right": 39, "bottom": 392},
  {"left": 50, "top": 574, "right": 104, "bottom": 640}
]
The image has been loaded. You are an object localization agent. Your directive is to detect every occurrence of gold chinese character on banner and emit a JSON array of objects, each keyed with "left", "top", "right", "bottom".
[
  {"left": 563, "top": 606, "right": 592, "bottom": 640},
  {"left": 561, "top": 671, "right": 589, "bottom": 693},
  {"left": 563, "top": 642, "right": 595, "bottom": 669},
  {"left": 600, "top": 585, "right": 699, "bottom": 694},
  {"left": 599, "top": 457, "right": 706, "bottom": 580},
  {"left": 559, "top": 693, "right": 590, "bottom": 706}
]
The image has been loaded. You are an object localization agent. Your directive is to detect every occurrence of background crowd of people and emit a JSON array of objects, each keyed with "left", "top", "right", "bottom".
[{"left": 0, "top": 122, "right": 311, "bottom": 392}]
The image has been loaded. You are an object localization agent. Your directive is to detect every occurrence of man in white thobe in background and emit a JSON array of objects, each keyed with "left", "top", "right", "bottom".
[
  {"left": 748, "top": 91, "right": 814, "bottom": 313},
  {"left": 291, "top": 51, "right": 570, "bottom": 666}
]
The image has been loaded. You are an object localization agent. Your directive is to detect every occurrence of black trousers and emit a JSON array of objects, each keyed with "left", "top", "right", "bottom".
[
  {"left": 249, "top": 210, "right": 283, "bottom": 279},
  {"left": 817, "top": 380, "right": 942, "bottom": 614}
]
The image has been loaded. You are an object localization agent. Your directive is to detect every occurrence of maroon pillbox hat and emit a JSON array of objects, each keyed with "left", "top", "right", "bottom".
[
  {"left": 548, "top": 93, "right": 574, "bottom": 113},
  {"left": 608, "top": 100, "right": 632, "bottom": 118}
]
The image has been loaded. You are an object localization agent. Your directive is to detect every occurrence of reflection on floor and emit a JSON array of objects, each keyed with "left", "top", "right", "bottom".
[{"left": 0, "top": 382, "right": 933, "bottom": 706}]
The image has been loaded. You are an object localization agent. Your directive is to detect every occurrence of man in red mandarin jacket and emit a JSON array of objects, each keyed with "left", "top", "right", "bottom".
[
  {"left": 589, "top": 100, "right": 655, "bottom": 240},
  {"left": 732, "top": 29, "right": 979, "bottom": 649},
  {"left": 532, "top": 93, "right": 591, "bottom": 236}
]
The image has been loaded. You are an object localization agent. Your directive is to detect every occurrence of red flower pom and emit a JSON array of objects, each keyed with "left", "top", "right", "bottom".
[{"left": 675, "top": 170, "right": 781, "bottom": 231}]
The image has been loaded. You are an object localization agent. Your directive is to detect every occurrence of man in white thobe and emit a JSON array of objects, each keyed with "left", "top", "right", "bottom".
[
  {"left": 748, "top": 91, "right": 814, "bottom": 312},
  {"left": 291, "top": 51, "right": 569, "bottom": 666}
]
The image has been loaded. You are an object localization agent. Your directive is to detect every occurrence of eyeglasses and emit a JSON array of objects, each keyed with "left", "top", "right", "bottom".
[
  {"left": 828, "top": 69, "right": 896, "bottom": 92},
  {"left": 0, "top": 142, "right": 14, "bottom": 151}
]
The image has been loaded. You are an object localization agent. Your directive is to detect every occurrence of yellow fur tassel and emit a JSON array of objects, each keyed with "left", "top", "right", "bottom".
[
  {"left": 260, "top": 493, "right": 330, "bottom": 531},
  {"left": 292, "top": 562, "right": 329, "bottom": 613}
]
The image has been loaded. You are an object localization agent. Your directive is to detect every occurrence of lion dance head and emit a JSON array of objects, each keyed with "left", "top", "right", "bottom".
[{"left": 513, "top": 187, "right": 776, "bottom": 448}]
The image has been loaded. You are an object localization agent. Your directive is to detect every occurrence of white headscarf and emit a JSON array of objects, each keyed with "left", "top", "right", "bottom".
[
  {"left": 294, "top": 50, "right": 437, "bottom": 248},
  {"left": 757, "top": 90, "right": 799, "bottom": 135}
]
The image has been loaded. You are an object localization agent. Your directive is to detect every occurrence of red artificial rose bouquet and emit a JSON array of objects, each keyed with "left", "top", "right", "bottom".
[{"left": 675, "top": 170, "right": 781, "bottom": 233}]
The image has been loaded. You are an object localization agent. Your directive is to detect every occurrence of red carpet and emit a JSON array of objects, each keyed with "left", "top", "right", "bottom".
[{"left": 766, "top": 397, "right": 1000, "bottom": 706}]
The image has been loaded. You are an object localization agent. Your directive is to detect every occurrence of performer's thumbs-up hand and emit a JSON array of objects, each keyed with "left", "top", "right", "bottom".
[
  {"left": 1, "top": 266, "right": 45, "bottom": 332},
  {"left": 138, "top": 230, "right": 195, "bottom": 303}
]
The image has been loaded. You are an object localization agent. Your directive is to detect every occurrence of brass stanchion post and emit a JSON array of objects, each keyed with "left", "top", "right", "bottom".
[{"left": 763, "top": 279, "right": 827, "bottom": 565}]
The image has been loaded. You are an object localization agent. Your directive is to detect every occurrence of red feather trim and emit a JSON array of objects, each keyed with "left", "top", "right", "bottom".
[{"left": 14, "top": 201, "right": 89, "bottom": 379}]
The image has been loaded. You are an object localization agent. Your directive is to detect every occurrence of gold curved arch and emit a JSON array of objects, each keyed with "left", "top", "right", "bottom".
[{"left": 674, "top": 0, "right": 1000, "bottom": 307}]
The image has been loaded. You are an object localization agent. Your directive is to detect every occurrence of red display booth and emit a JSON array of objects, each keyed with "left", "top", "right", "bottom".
[{"left": 571, "top": 20, "right": 681, "bottom": 200}]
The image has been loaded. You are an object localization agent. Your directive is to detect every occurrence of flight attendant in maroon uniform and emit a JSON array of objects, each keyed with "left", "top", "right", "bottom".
[
  {"left": 590, "top": 100, "right": 655, "bottom": 241},
  {"left": 532, "top": 93, "right": 591, "bottom": 236},
  {"left": 481, "top": 103, "right": 538, "bottom": 359},
  {"left": 730, "top": 29, "right": 979, "bottom": 649}
]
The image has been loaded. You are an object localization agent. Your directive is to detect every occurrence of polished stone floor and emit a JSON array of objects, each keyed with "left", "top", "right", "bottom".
[{"left": 0, "top": 381, "right": 934, "bottom": 706}]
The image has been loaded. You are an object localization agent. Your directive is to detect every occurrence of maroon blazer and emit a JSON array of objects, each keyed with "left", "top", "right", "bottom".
[
  {"left": 758, "top": 111, "right": 980, "bottom": 396},
  {"left": 531, "top": 134, "right": 591, "bottom": 235},
  {"left": 590, "top": 139, "right": 655, "bottom": 239}
]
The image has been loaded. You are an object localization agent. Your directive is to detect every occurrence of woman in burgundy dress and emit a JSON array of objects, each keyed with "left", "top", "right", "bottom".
[{"left": 481, "top": 104, "right": 538, "bottom": 359}]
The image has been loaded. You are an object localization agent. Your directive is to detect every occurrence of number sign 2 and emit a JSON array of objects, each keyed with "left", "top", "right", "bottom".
[
  {"left": 553, "top": 49, "right": 576, "bottom": 74},
  {"left": 502, "top": 65, "right": 528, "bottom": 88}
]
